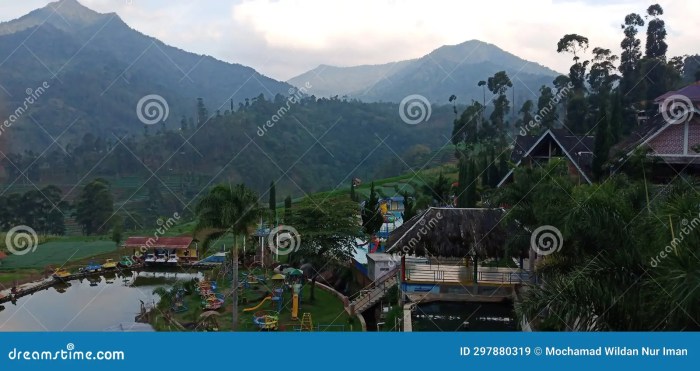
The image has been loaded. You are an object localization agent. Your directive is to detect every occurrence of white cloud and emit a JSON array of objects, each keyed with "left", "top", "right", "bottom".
[{"left": 0, "top": 0, "right": 697, "bottom": 80}]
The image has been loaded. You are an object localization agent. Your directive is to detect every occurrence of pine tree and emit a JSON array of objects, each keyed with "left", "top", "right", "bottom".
[
  {"left": 361, "top": 182, "right": 383, "bottom": 236},
  {"left": 609, "top": 92, "right": 623, "bottom": 144},
  {"left": 268, "top": 181, "right": 276, "bottom": 220},
  {"left": 350, "top": 182, "right": 356, "bottom": 201},
  {"left": 284, "top": 195, "right": 292, "bottom": 221},
  {"left": 456, "top": 159, "right": 470, "bottom": 207},
  {"left": 464, "top": 160, "right": 478, "bottom": 207},
  {"left": 592, "top": 99, "right": 612, "bottom": 180}
]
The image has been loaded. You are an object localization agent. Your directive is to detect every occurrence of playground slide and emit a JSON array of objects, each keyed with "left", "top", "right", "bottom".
[
  {"left": 243, "top": 296, "right": 271, "bottom": 312},
  {"left": 370, "top": 239, "right": 380, "bottom": 253},
  {"left": 291, "top": 294, "right": 299, "bottom": 320}
]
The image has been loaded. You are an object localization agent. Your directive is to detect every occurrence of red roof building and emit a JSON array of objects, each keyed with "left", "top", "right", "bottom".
[{"left": 122, "top": 236, "right": 194, "bottom": 249}]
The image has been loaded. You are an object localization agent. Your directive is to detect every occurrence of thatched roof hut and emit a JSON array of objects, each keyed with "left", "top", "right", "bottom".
[{"left": 385, "top": 207, "right": 508, "bottom": 258}]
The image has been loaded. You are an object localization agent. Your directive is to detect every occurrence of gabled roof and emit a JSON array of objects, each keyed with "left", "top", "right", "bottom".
[
  {"left": 654, "top": 81, "right": 700, "bottom": 103},
  {"left": 122, "top": 236, "right": 194, "bottom": 249},
  {"left": 385, "top": 207, "right": 508, "bottom": 257},
  {"left": 498, "top": 128, "right": 594, "bottom": 187},
  {"left": 610, "top": 114, "right": 666, "bottom": 157}
]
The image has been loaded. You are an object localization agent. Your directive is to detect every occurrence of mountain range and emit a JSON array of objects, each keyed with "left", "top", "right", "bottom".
[
  {"left": 288, "top": 40, "right": 561, "bottom": 104},
  {"left": 0, "top": 0, "right": 562, "bottom": 189},
  {"left": 0, "top": 0, "right": 292, "bottom": 152}
]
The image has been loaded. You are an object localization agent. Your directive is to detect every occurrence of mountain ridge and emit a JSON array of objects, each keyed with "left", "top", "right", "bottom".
[
  {"left": 0, "top": 0, "right": 294, "bottom": 153},
  {"left": 288, "top": 39, "right": 561, "bottom": 104}
]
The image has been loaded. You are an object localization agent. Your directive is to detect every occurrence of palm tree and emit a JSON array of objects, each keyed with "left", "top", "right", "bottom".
[{"left": 195, "top": 183, "right": 259, "bottom": 331}]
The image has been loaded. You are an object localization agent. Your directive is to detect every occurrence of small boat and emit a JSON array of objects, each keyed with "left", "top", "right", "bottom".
[
  {"left": 118, "top": 256, "right": 133, "bottom": 268},
  {"left": 166, "top": 254, "right": 179, "bottom": 265},
  {"left": 102, "top": 259, "right": 118, "bottom": 270},
  {"left": 144, "top": 254, "right": 156, "bottom": 264},
  {"left": 155, "top": 254, "right": 167, "bottom": 264},
  {"left": 82, "top": 261, "right": 102, "bottom": 273},
  {"left": 52, "top": 269, "right": 71, "bottom": 279}
]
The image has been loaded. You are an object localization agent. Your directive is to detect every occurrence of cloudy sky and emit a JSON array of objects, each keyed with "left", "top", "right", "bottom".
[{"left": 0, "top": 0, "right": 697, "bottom": 81}]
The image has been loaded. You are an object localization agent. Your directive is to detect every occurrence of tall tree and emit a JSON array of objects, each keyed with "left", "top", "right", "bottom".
[
  {"left": 455, "top": 158, "right": 469, "bottom": 208},
  {"left": 644, "top": 4, "right": 668, "bottom": 60},
  {"left": 196, "top": 98, "right": 208, "bottom": 128},
  {"left": 350, "top": 182, "right": 357, "bottom": 202},
  {"left": 619, "top": 13, "right": 645, "bottom": 97},
  {"left": 289, "top": 196, "right": 361, "bottom": 301},
  {"left": 467, "top": 159, "right": 479, "bottom": 207},
  {"left": 400, "top": 191, "right": 417, "bottom": 221},
  {"left": 268, "top": 181, "right": 276, "bottom": 221},
  {"left": 557, "top": 34, "right": 590, "bottom": 134},
  {"left": 195, "top": 183, "right": 259, "bottom": 331},
  {"left": 74, "top": 178, "right": 114, "bottom": 236},
  {"left": 534, "top": 86, "right": 558, "bottom": 132},
  {"left": 452, "top": 101, "right": 484, "bottom": 146},
  {"left": 516, "top": 100, "right": 535, "bottom": 133},
  {"left": 592, "top": 98, "right": 612, "bottom": 180},
  {"left": 487, "top": 71, "right": 513, "bottom": 133},
  {"left": 361, "top": 182, "right": 383, "bottom": 237},
  {"left": 421, "top": 173, "right": 451, "bottom": 206}
]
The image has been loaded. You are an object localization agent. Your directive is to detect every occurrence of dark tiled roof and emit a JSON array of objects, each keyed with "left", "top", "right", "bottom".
[
  {"left": 610, "top": 114, "right": 668, "bottom": 157},
  {"left": 508, "top": 128, "right": 595, "bottom": 181},
  {"left": 510, "top": 134, "right": 540, "bottom": 163},
  {"left": 655, "top": 81, "right": 700, "bottom": 103}
]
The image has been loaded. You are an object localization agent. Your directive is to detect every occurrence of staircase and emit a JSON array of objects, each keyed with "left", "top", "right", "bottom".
[{"left": 348, "top": 267, "right": 399, "bottom": 315}]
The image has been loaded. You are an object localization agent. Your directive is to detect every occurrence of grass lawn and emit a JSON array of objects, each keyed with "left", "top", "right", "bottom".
[
  {"left": 482, "top": 256, "right": 519, "bottom": 268},
  {"left": 152, "top": 270, "right": 360, "bottom": 332},
  {"left": 0, "top": 239, "right": 119, "bottom": 270}
]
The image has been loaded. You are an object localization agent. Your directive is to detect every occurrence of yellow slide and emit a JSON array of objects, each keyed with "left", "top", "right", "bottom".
[
  {"left": 291, "top": 294, "right": 299, "bottom": 320},
  {"left": 243, "top": 296, "right": 271, "bottom": 312}
]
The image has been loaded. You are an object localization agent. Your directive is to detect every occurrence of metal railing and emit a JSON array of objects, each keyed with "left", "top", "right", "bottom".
[{"left": 405, "top": 267, "right": 534, "bottom": 285}]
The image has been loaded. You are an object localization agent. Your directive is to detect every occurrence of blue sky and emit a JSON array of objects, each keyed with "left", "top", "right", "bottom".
[{"left": 0, "top": 0, "right": 697, "bottom": 80}]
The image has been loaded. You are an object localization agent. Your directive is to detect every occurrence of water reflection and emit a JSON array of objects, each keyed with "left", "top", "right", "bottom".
[
  {"left": 412, "top": 301, "right": 516, "bottom": 331},
  {"left": 0, "top": 270, "right": 202, "bottom": 332}
]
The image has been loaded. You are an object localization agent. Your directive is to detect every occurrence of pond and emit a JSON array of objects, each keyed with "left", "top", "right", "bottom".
[
  {"left": 411, "top": 301, "right": 517, "bottom": 331},
  {"left": 0, "top": 270, "right": 202, "bottom": 331}
]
